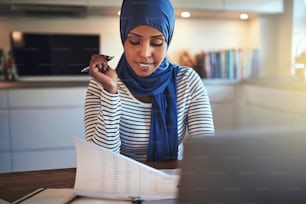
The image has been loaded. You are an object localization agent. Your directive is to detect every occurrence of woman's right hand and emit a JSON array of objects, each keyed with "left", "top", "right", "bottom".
[{"left": 89, "top": 54, "right": 118, "bottom": 94}]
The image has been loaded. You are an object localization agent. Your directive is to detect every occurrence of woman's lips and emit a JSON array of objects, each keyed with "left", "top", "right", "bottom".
[{"left": 136, "top": 62, "right": 154, "bottom": 71}]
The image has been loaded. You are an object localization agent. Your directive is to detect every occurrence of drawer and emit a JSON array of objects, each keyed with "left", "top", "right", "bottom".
[{"left": 8, "top": 87, "right": 87, "bottom": 108}]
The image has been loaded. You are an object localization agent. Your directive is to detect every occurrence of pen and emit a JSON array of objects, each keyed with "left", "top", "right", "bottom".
[
  {"left": 80, "top": 66, "right": 90, "bottom": 73},
  {"left": 81, "top": 55, "right": 114, "bottom": 73},
  {"left": 130, "top": 196, "right": 144, "bottom": 204}
]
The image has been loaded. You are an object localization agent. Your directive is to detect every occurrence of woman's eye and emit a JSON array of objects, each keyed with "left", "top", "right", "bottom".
[
  {"left": 151, "top": 39, "right": 164, "bottom": 46},
  {"left": 129, "top": 40, "right": 140, "bottom": 45},
  {"left": 127, "top": 36, "right": 140, "bottom": 45}
]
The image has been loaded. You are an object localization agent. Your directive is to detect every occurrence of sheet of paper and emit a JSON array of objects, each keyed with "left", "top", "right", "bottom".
[
  {"left": 73, "top": 140, "right": 179, "bottom": 201},
  {"left": 16, "top": 188, "right": 74, "bottom": 204},
  {"left": 15, "top": 188, "right": 130, "bottom": 204}
]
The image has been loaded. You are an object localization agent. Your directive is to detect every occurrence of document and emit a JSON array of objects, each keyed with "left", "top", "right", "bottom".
[
  {"left": 14, "top": 188, "right": 176, "bottom": 204},
  {"left": 73, "top": 140, "right": 179, "bottom": 202}
]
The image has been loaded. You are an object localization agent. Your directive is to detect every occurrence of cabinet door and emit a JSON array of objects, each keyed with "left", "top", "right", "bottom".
[
  {"left": 224, "top": 0, "right": 284, "bottom": 13},
  {"left": 242, "top": 85, "right": 294, "bottom": 127},
  {"left": 206, "top": 85, "right": 236, "bottom": 130},
  {"left": 8, "top": 87, "right": 86, "bottom": 171},
  {"left": 172, "top": 0, "right": 223, "bottom": 10},
  {"left": 9, "top": 87, "right": 87, "bottom": 150},
  {"left": 0, "top": 90, "right": 8, "bottom": 108},
  {"left": 0, "top": 90, "right": 10, "bottom": 151},
  {"left": 10, "top": 108, "right": 85, "bottom": 150},
  {"left": 8, "top": 87, "right": 87, "bottom": 108},
  {"left": 0, "top": 90, "right": 11, "bottom": 172},
  {"left": 0, "top": 110, "right": 10, "bottom": 151},
  {"left": 0, "top": 153, "right": 12, "bottom": 172},
  {"left": 12, "top": 149, "right": 76, "bottom": 172},
  {"left": 293, "top": 91, "right": 306, "bottom": 125}
]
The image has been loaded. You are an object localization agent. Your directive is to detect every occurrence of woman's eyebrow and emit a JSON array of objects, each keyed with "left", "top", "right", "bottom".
[{"left": 128, "top": 32, "right": 164, "bottom": 39}]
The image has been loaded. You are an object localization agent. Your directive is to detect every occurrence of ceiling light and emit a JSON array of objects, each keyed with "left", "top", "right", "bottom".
[
  {"left": 181, "top": 11, "right": 191, "bottom": 18},
  {"left": 240, "top": 13, "right": 249, "bottom": 20},
  {"left": 117, "top": 10, "right": 121, "bottom": 16}
]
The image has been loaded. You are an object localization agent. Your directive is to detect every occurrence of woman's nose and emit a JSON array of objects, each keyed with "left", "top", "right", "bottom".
[{"left": 139, "top": 41, "right": 152, "bottom": 58}]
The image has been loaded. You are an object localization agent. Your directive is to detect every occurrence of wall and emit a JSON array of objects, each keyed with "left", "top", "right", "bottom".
[
  {"left": 168, "top": 17, "right": 259, "bottom": 63},
  {"left": 292, "top": 0, "right": 306, "bottom": 69},
  {"left": 259, "top": 0, "right": 306, "bottom": 79},
  {"left": 0, "top": 13, "right": 259, "bottom": 68}
]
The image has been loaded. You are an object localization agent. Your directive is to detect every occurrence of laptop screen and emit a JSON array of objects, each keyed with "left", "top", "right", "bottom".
[{"left": 177, "top": 126, "right": 306, "bottom": 203}]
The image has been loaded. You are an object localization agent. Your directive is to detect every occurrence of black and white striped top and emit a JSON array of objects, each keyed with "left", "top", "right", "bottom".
[{"left": 84, "top": 66, "right": 215, "bottom": 161}]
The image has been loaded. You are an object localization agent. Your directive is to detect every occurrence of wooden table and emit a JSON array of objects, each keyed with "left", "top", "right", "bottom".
[{"left": 0, "top": 161, "right": 179, "bottom": 203}]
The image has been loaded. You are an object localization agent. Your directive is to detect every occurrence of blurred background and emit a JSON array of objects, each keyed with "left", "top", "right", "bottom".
[{"left": 0, "top": 0, "right": 305, "bottom": 172}]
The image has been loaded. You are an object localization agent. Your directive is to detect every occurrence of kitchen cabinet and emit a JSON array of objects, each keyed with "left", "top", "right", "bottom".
[
  {"left": 2, "top": 80, "right": 306, "bottom": 172},
  {"left": 224, "top": 0, "right": 284, "bottom": 13},
  {"left": 205, "top": 81, "right": 237, "bottom": 130},
  {"left": 238, "top": 84, "right": 306, "bottom": 128},
  {"left": 0, "top": 87, "right": 87, "bottom": 172},
  {"left": 0, "top": 82, "right": 239, "bottom": 172},
  {"left": 0, "top": 0, "right": 284, "bottom": 14},
  {"left": 0, "top": 90, "right": 11, "bottom": 172}
]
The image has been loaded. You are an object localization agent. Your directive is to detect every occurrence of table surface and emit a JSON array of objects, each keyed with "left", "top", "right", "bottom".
[{"left": 0, "top": 161, "right": 179, "bottom": 203}]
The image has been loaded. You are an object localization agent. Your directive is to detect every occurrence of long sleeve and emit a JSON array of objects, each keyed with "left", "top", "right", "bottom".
[
  {"left": 84, "top": 79, "right": 121, "bottom": 153},
  {"left": 177, "top": 67, "right": 215, "bottom": 137}
]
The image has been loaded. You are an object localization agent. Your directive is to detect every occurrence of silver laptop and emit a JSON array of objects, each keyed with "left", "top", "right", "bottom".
[{"left": 177, "top": 126, "right": 306, "bottom": 204}]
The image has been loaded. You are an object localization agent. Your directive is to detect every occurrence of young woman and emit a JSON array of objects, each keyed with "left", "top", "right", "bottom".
[{"left": 84, "top": 0, "right": 215, "bottom": 162}]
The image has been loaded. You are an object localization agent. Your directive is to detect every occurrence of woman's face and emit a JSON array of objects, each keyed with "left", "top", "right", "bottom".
[{"left": 124, "top": 25, "right": 167, "bottom": 77}]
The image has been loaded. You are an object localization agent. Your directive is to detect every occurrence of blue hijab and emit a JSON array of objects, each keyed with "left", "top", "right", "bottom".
[{"left": 117, "top": 0, "right": 179, "bottom": 161}]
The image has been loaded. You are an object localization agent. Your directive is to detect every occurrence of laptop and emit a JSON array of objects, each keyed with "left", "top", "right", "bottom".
[{"left": 177, "top": 126, "right": 306, "bottom": 204}]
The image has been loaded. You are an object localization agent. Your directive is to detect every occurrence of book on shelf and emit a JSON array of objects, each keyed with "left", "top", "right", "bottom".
[{"left": 193, "top": 48, "right": 260, "bottom": 80}]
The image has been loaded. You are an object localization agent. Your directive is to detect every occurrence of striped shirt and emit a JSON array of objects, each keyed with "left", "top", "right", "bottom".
[{"left": 84, "top": 66, "right": 215, "bottom": 161}]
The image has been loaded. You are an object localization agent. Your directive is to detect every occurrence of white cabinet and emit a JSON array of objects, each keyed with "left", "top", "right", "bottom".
[
  {"left": 172, "top": 0, "right": 223, "bottom": 10},
  {"left": 0, "top": 87, "right": 87, "bottom": 172},
  {"left": 224, "top": 0, "right": 284, "bottom": 13},
  {"left": 242, "top": 85, "right": 293, "bottom": 127},
  {"left": 87, "top": 0, "right": 122, "bottom": 7},
  {"left": 0, "top": 0, "right": 284, "bottom": 14},
  {"left": 173, "top": 0, "right": 283, "bottom": 13},
  {"left": 0, "top": 90, "right": 10, "bottom": 151},
  {"left": 239, "top": 84, "right": 306, "bottom": 128},
  {"left": 293, "top": 91, "right": 306, "bottom": 124},
  {"left": 205, "top": 81, "right": 237, "bottom": 130},
  {"left": 0, "top": 90, "right": 12, "bottom": 172},
  {"left": 0, "top": 0, "right": 87, "bottom": 6},
  {"left": 10, "top": 108, "right": 84, "bottom": 150},
  {"left": 0, "top": 110, "right": 10, "bottom": 151},
  {"left": 3, "top": 81, "right": 306, "bottom": 172},
  {"left": 8, "top": 88, "right": 86, "bottom": 107},
  {"left": 13, "top": 149, "right": 76, "bottom": 172}
]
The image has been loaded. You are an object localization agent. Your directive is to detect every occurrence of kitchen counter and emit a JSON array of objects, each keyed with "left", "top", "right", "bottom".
[
  {"left": 1, "top": 77, "right": 306, "bottom": 91},
  {"left": 0, "top": 80, "right": 89, "bottom": 89}
]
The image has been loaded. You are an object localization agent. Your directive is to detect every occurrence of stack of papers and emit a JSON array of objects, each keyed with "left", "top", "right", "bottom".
[
  {"left": 73, "top": 140, "right": 180, "bottom": 202},
  {"left": 13, "top": 140, "right": 179, "bottom": 204}
]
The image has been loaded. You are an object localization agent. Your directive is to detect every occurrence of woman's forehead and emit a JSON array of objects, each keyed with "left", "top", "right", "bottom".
[{"left": 128, "top": 25, "right": 164, "bottom": 38}]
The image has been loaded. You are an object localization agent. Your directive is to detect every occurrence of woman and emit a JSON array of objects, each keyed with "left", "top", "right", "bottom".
[{"left": 84, "top": 0, "right": 215, "bottom": 162}]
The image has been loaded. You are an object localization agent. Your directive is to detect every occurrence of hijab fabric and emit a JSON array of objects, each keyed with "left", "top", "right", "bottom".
[{"left": 117, "top": 0, "right": 179, "bottom": 161}]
